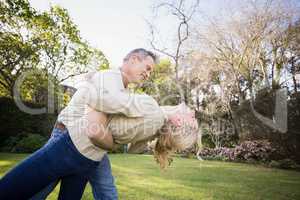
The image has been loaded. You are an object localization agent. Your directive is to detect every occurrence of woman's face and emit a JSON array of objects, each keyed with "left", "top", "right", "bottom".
[
  {"left": 165, "top": 105, "right": 199, "bottom": 150},
  {"left": 167, "top": 110, "right": 197, "bottom": 129}
]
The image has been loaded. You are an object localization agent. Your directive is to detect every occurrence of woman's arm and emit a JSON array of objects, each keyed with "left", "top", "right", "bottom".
[{"left": 85, "top": 107, "right": 114, "bottom": 151}]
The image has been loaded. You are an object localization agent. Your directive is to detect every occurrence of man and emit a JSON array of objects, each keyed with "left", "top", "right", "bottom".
[{"left": 29, "top": 48, "right": 164, "bottom": 200}]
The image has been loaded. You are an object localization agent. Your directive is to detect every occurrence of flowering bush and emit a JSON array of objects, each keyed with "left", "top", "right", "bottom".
[
  {"left": 197, "top": 147, "right": 234, "bottom": 161},
  {"left": 233, "top": 140, "right": 276, "bottom": 162},
  {"left": 198, "top": 140, "right": 276, "bottom": 162}
]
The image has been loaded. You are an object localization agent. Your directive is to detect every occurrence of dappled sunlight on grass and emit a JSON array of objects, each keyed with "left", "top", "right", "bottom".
[
  {"left": 0, "top": 160, "right": 14, "bottom": 166},
  {"left": 1, "top": 153, "right": 300, "bottom": 200},
  {"left": 109, "top": 154, "right": 300, "bottom": 200}
]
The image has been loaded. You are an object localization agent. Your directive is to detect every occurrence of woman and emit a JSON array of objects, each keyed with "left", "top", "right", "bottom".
[
  {"left": 30, "top": 103, "right": 199, "bottom": 200},
  {"left": 0, "top": 48, "right": 198, "bottom": 199},
  {"left": 0, "top": 102, "right": 198, "bottom": 200}
]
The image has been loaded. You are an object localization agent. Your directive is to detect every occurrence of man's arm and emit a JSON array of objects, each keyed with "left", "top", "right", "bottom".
[
  {"left": 87, "top": 90, "right": 160, "bottom": 118},
  {"left": 86, "top": 71, "right": 163, "bottom": 118},
  {"left": 83, "top": 71, "right": 165, "bottom": 149}
]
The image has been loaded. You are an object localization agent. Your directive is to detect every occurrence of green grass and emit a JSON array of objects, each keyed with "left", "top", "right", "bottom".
[{"left": 1, "top": 153, "right": 300, "bottom": 200}]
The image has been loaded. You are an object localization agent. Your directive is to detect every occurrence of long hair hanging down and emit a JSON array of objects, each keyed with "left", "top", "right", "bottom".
[
  {"left": 153, "top": 120, "right": 198, "bottom": 169},
  {"left": 153, "top": 123, "right": 177, "bottom": 169}
]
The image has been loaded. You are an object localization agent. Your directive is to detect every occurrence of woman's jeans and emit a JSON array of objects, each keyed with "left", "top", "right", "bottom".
[
  {"left": 0, "top": 128, "right": 100, "bottom": 200},
  {"left": 30, "top": 154, "right": 118, "bottom": 200}
]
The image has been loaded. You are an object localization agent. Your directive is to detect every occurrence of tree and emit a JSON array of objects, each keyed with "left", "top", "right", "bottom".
[
  {"left": 285, "top": 19, "right": 300, "bottom": 93},
  {"left": 0, "top": 0, "right": 40, "bottom": 97},
  {"left": 185, "top": 0, "right": 299, "bottom": 137},
  {"left": 34, "top": 6, "right": 109, "bottom": 84},
  {"left": 149, "top": 0, "right": 199, "bottom": 80},
  {"left": 148, "top": 0, "right": 200, "bottom": 104},
  {"left": 0, "top": 0, "right": 108, "bottom": 98}
]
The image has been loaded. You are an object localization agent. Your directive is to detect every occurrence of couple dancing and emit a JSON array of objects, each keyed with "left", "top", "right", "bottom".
[{"left": 0, "top": 48, "right": 199, "bottom": 200}]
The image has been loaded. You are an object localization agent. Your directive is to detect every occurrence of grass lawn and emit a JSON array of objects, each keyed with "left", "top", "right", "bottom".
[{"left": 1, "top": 153, "right": 300, "bottom": 200}]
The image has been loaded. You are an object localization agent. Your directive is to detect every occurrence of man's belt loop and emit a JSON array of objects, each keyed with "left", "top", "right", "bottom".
[{"left": 54, "top": 121, "right": 66, "bottom": 131}]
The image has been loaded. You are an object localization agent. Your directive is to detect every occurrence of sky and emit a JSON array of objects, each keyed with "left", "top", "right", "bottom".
[
  {"left": 28, "top": 0, "right": 300, "bottom": 68},
  {"left": 28, "top": 0, "right": 230, "bottom": 67},
  {"left": 27, "top": 0, "right": 228, "bottom": 86},
  {"left": 28, "top": 0, "right": 169, "bottom": 67}
]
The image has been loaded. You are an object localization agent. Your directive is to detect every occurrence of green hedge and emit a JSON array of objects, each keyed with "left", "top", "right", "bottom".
[
  {"left": 0, "top": 97, "right": 57, "bottom": 143},
  {"left": 0, "top": 96, "right": 57, "bottom": 153},
  {"left": 0, "top": 134, "right": 48, "bottom": 153},
  {"left": 13, "top": 134, "right": 48, "bottom": 153}
]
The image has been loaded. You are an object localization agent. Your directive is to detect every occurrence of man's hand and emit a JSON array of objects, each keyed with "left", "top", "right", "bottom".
[{"left": 85, "top": 106, "right": 114, "bottom": 151}]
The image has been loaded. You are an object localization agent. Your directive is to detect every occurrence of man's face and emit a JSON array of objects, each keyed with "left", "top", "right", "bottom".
[{"left": 126, "top": 55, "right": 155, "bottom": 83}]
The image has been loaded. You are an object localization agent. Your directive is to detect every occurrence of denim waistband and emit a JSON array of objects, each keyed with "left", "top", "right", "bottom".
[
  {"left": 51, "top": 128, "right": 100, "bottom": 166},
  {"left": 52, "top": 127, "right": 68, "bottom": 134}
]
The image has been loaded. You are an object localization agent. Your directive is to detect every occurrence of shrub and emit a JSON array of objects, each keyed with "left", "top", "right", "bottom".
[
  {"left": 269, "top": 159, "right": 300, "bottom": 170},
  {"left": 233, "top": 140, "right": 276, "bottom": 162},
  {"left": 198, "top": 140, "right": 277, "bottom": 163},
  {"left": 201, "top": 133, "right": 215, "bottom": 148},
  {"left": 0, "top": 134, "right": 26, "bottom": 152},
  {"left": 12, "top": 134, "right": 48, "bottom": 153},
  {"left": 0, "top": 97, "right": 57, "bottom": 140},
  {"left": 198, "top": 147, "right": 233, "bottom": 161}
]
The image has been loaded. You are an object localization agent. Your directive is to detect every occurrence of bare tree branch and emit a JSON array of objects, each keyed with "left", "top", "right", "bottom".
[{"left": 149, "top": 0, "right": 200, "bottom": 80}]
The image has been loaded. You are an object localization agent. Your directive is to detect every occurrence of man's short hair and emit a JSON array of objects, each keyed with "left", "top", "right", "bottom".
[{"left": 123, "top": 48, "right": 158, "bottom": 64}]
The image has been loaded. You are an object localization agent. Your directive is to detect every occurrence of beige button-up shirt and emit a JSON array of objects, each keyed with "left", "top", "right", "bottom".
[{"left": 58, "top": 69, "right": 165, "bottom": 161}]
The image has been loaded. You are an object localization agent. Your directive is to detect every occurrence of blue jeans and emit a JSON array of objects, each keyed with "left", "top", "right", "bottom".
[
  {"left": 0, "top": 128, "right": 100, "bottom": 200},
  {"left": 30, "top": 154, "right": 118, "bottom": 200}
]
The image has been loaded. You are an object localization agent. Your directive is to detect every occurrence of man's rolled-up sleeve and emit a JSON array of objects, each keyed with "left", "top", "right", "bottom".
[
  {"left": 88, "top": 89, "right": 160, "bottom": 117},
  {"left": 84, "top": 72, "right": 161, "bottom": 118}
]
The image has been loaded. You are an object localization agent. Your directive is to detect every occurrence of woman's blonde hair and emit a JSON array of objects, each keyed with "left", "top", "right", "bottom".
[{"left": 154, "top": 115, "right": 198, "bottom": 169}]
